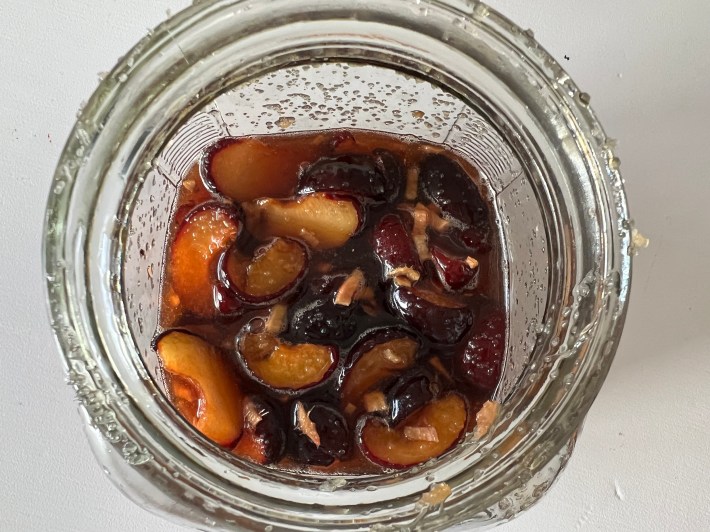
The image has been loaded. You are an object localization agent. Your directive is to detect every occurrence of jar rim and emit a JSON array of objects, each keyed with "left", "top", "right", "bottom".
[{"left": 43, "top": 0, "right": 632, "bottom": 529}]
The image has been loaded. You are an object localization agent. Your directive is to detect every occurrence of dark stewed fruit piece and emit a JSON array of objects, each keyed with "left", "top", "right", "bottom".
[
  {"left": 290, "top": 296, "right": 358, "bottom": 342},
  {"left": 298, "top": 151, "right": 402, "bottom": 204},
  {"left": 430, "top": 245, "right": 479, "bottom": 292},
  {"left": 386, "top": 369, "right": 438, "bottom": 426},
  {"left": 455, "top": 310, "right": 506, "bottom": 394},
  {"left": 289, "top": 402, "right": 351, "bottom": 466},
  {"left": 233, "top": 396, "right": 286, "bottom": 465},
  {"left": 372, "top": 214, "right": 421, "bottom": 282},
  {"left": 389, "top": 286, "right": 473, "bottom": 344},
  {"left": 288, "top": 273, "right": 363, "bottom": 343},
  {"left": 419, "top": 154, "right": 491, "bottom": 253}
]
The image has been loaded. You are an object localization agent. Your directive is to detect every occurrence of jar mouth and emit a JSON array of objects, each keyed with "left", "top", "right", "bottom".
[{"left": 43, "top": 0, "right": 632, "bottom": 529}]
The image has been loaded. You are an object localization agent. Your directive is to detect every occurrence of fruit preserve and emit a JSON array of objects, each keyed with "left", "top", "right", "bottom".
[{"left": 154, "top": 129, "right": 505, "bottom": 473}]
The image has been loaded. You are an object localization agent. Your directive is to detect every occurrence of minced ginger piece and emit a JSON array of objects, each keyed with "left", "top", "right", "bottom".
[
  {"left": 388, "top": 266, "right": 421, "bottom": 287},
  {"left": 295, "top": 402, "right": 320, "bottom": 447},
  {"left": 405, "top": 167, "right": 419, "bottom": 201},
  {"left": 243, "top": 400, "right": 264, "bottom": 430},
  {"left": 264, "top": 303, "right": 288, "bottom": 334},
  {"left": 419, "top": 482, "right": 452, "bottom": 506},
  {"left": 335, "top": 269, "right": 366, "bottom": 306},
  {"left": 412, "top": 204, "right": 431, "bottom": 261},
  {"left": 474, "top": 400, "right": 500, "bottom": 439},
  {"left": 465, "top": 256, "right": 479, "bottom": 269},
  {"left": 425, "top": 204, "right": 451, "bottom": 232},
  {"left": 363, "top": 391, "right": 388, "bottom": 413}
]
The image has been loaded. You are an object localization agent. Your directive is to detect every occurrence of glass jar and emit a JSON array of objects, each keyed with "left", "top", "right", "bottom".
[{"left": 43, "top": 0, "right": 633, "bottom": 529}]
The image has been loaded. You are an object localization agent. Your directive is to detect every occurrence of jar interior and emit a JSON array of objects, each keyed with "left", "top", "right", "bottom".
[{"left": 124, "top": 61, "right": 550, "bottom": 483}]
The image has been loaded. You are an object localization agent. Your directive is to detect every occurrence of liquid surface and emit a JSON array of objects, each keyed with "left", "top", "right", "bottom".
[{"left": 155, "top": 129, "right": 506, "bottom": 474}]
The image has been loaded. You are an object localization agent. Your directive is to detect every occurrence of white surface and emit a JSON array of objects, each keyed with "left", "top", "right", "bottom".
[{"left": 1, "top": 1, "right": 709, "bottom": 530}]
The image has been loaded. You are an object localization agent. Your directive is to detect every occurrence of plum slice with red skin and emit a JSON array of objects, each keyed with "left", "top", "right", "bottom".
[
  {"left": 155, "top": 331, "right": 243, "bottom": 446},
  {"left": 289, "top": 402, "right": 351, "bottom": 466},
  {"left": 242, "top": 192, "right": 362, "bottom": 250},
  {"left": 360, "top": 393, "right": 468, "bottom": 468},
  {"left": 201, "top": 136, "right": 320, "bottom": 202},
  {"left": 389, "top": 286, "right": 473, "bottom": 344},
  {"left": 237, "top": 332, "right": 338, "bottom": 392},
  {"left": 341, "top": 329, "right": 419, "bottom": 412},
  {"left": 167, "top": 202, "right": 241, "bottom": 318},
  {"left": 455, "top": 309, "right": 506, "bottom": 394},
  {"left": 372, "top": 214, "right": 421, "bottom": 281},
  {"left": 232, "top": 395, "right": 286, "bottom": 465},
  {"left": 430, "top": 245, "right": 479, "bottom": 292},
  {"left": 220, "top": 237, "right": 309, "bottom": 305}
]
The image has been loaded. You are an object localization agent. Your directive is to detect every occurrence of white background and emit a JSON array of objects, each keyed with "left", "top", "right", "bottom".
[{"left": 1, "top": 1, "right": 709, "bottom": 530}]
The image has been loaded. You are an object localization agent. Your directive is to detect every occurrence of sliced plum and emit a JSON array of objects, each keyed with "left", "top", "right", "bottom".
[
  {"left": 155, "top": 331, "right": 243, "bottom": 446},
  {"left": 372, "top": 214, "right": 421, "bottom": 283},
  {"left": 233, "top": 396, "right": 286, "bottom": 464},
  {"left": 201, "top": 137, "right": 319, "bottom": 202},
  {"left": 418, "top": 154, "right": 491, "bottom": 252},
  {"left": 237, "top": 332, "right": 337, "bottom": 392},
  {"left": 389, "top": 286, "right": 473, "bottom": 344},
  {"left": 167, "top": 203, "right": 241, "bottom": 317},
  {"left": 298, "top": 152, "right": 401, "bottom": 204},
  {"left": 360, "top": 393, "right": 468, "bottom": 468},
  {"left": 430, "top": 245, "right": 479, "bottom": 292},
  {"left": 341, "top": 330, "right": 419, "bottom": 411},
  {"left": 289, "top": 402, "right": 351, "bottom": 466},
  {"left": 455, "top": 310, "right": 506, "bottom": 394},
  {"left": 221, "top": 238, "right": 308, "bottom": 305},
  {"left": 243, "top": 192, "right": 362, "bottom": 250}
]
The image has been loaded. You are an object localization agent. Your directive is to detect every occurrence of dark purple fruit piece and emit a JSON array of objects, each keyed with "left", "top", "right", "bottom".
[
  {"left": 386, "top": 370, "right": 437, "bottom": 426},
  {"left": 290, "top": 295, "right": 358, "bottom": 342},
  {"left": 418, "top": 154, "right": 490, "bottom": 251},
  {"left": 289, "top": 402, "right": 350, "bottom": 466},
  {"left": 456, "top": 310, "right": 506, "bottom": 394},
  {"left": 372, "top": 214, "right": 421, "bottom": 280},
  {"left": 430, "top": 245, "right": 479, "bottom": 291},
  {"left": 233, "top": 396, "right": 286, "bottom": 464},
  {"left": 298, "top": 153, "right": 399, "bottom": 203},
  {"left": 389, "top": 286, "right": 473, "bottom": 344},
  {"left": 373, "top": 149, "right": 404, "bottom": 202}
]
